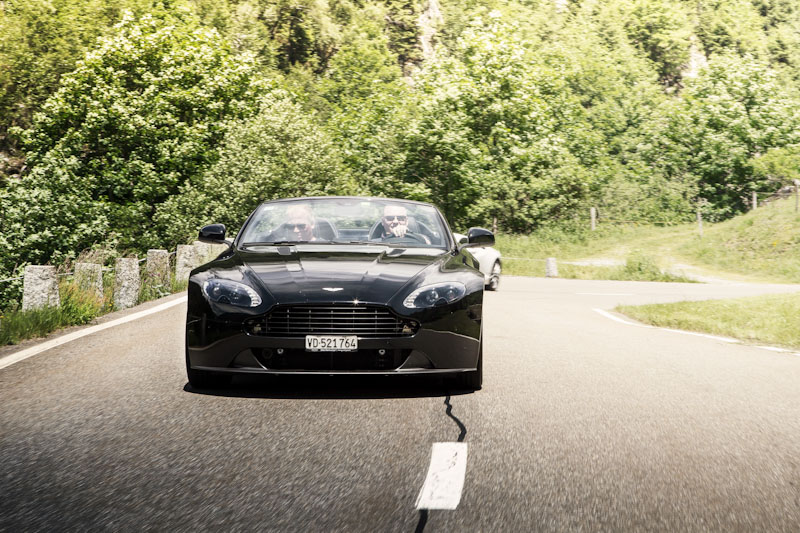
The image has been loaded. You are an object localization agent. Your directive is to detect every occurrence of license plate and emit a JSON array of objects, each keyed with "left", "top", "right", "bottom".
[{"left": 305, "top": 335, "right": 358, "bottom": 352}]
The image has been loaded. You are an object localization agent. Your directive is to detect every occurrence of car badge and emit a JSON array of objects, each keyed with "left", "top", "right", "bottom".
[{"left": 322, "top": 287, "right": 344, "bottom": 292}]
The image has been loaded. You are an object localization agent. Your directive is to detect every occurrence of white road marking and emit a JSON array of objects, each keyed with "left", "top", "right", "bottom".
[
  {"left": 415, "top": 442, "right": 468, "bottom": 510},
  {"left": 593, "top": 308, "right": 800, "bottom": 356},
  {"left": 0, "top": 296, "right": 188, "bottom": 371},
  {"left": 577, "top": 292, "right": 635, "bottom": 296}
]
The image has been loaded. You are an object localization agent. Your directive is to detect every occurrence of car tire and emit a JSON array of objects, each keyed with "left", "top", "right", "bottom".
[
  {"left": 186, "top": 348, "right": 231, "bottom": 389},
  {"left": 486, "top": 261, "right": 501, "bottom": 291},
  {"left": 457, "top": 337, "right": 483, "bottom": 391}
]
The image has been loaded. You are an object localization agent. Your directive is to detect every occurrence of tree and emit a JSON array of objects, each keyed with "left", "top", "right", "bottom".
[
  {"left": 640, "top": 54, "right": 800, "bottom": 219},
  {"left": 2, "top": 11, "right": 261, "bottom": 273},
  {"left": 402, "top": 14, "right": 592, "bottom": 231},
  {"left": 154, "top": 92, "right": 358, "bottom": 242}
]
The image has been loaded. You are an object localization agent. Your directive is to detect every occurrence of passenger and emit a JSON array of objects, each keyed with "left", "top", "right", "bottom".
[{"left": 283, "top": 205, "right": 316, "bottom": 242}]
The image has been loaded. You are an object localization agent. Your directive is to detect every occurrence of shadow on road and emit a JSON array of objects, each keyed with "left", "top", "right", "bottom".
[{"left": 183, "top": 373, "right": 475, "bottom": 400}]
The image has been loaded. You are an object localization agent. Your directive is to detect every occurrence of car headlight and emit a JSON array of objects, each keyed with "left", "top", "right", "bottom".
[
  {"left": 403, "top": 282, "right": 466, "bottom": 309},
  {"left": 202, "top": 279, "right": 262, "bottom": 307}
]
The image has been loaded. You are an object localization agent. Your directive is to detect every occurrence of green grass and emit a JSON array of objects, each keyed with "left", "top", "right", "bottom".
[
  {"left": 617, "top": 292, "right": 800, "bottom": 350},
  {"left": 0, "top": 281, "right": 104, "bottom": 345},
  {"left": 502, "top": 250, "right": 695, "bottom": 282},
  {"left": 1, "top": 272, "right": 188, "bottom": 346},
  {"left": 496, "top": 196, "right": 800, "bottom": 283}
]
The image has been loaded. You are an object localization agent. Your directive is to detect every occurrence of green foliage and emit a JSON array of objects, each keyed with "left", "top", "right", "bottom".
[
  {"left": 0, "top": 0, "right": 158, "bottom": 154},
  {"left": 618, "top": 292, "right": 800, "bottom": 349},
  {"left": 641, "top": 53, "right": 800, "bottom": 219},
  {"left": 403, "top": 14, "right": 592, "bottom": 230},
  {"left": 155, "top": 92, "right": 357, "bottom": 241},
  {"left": 0, "top": 280, "right": 103, "bottom": 345},
  {"left": 2, "top": 11, "right": 261, "bottom": 277}
]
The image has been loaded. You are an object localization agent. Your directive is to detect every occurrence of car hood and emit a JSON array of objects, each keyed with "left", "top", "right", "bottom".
[{"left": 236, "top": 245, "right": 447, "bottom": 304}]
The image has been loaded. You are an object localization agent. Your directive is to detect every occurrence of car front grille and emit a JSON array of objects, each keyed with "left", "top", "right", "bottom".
[{"left": 245, "top": 305, "right": 419, "bottom": 337}]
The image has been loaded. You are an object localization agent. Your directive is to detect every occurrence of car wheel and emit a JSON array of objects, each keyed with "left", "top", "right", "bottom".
[
  {"left": 185, "top": 348, "right": 231, "bottom": 389},
  {"left": 486, "top": 261, "right": 501, "bottom": 291},
  {"left": 457, "top": 337, "right": 483, "bottom": 391}
]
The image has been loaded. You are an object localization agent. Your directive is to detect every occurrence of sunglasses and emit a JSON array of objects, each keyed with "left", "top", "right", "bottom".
[
  {"left": 284, "top": 223, "right": 309, "bottom": 231},
  {"left": 383, "top": 215, "right": 407, "bottom": 222}
]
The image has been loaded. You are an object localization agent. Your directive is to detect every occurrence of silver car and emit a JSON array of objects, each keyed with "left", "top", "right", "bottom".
[{"left": 454, "top": 233, "right": 502, "bottom": 291}]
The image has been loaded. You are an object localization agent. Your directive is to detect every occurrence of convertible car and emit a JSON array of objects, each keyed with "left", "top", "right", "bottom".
[{"left": 185, "top": 197, "right": 493, "bottom": 390}]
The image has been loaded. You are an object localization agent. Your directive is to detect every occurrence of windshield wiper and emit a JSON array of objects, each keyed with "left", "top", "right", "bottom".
[{"left": 241, "top": 241, "right": 301, "bottom": 246}]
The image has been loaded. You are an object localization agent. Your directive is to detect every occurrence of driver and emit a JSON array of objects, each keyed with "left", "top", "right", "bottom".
[
  {"left": 377, "top": 205, "right": 430, "bottom": 243},
  {"left": 283, "top": 204, "right": 316, "bottom": 241}
]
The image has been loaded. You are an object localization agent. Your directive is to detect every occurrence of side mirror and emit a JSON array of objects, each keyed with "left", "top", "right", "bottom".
[
  {"left": 453, "top": 233, "right": 468, "bottom": 245},
  {"left": 199, "top": 224, "right": 228, "bottom": 244},
  {"left": 460, "top": 227, "right": 494, "bottom": 249}
]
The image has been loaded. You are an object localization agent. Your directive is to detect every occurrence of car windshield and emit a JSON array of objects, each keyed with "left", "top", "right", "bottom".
[{"left": 237, "top": 198, "right": 450, "bottom": 249}]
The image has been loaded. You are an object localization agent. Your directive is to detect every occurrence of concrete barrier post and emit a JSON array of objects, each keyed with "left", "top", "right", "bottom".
[
  {"left": 146, "top": 249, "right": 170, "bottom": 287},
  {"left": 193, "top": 240, "right": 214, "bottom": 265},
  {"left": 114, "top": 258, "right": 140, "bottom": 310},
  {"left": 545, "top": 257, "right": 559, "bottom": 278},
  {"left": 175, "top": 245, "right": 197, "bottom": 282},
  {"left": 22, "top": 266, "right": 60, "bottom": 311},
  {"left": 74, "top": 263, "right": 103, "bottom": 300},
  {"left": 697, "top": 209, "right": 703, "bottom": 238}
]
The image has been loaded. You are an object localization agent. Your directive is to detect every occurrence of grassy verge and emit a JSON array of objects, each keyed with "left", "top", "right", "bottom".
[
  {"left": 617, "top": 292, "right": 800, "bottom": 350},
  {"left": 503, "top": 250, "right": 695, "bottom": 282},
  {"left": 1, "top": 271, "right": 188, "bottom": 347},
  {"left": 0, "top": 281, "right": 104, "bottom": 345},
  {"left": 495, "top": 196, "right": 800, "bottom": 283}
]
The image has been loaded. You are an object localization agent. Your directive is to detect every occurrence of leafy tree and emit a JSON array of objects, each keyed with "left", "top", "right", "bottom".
[
  {"left": 640, "top": 53, "right": 800, "bottom": 218},
  {"left": 2, "top": 11, "right": 261, "bottom": 274},
  {"left": 0, "top": 0, "right": 158, "bottom": 158},
  {"left": 154, "top": 92, "right": 358, "bottom": 241},
  {"left": 403, "top": 14, "right": 592, "bottom": 231}
]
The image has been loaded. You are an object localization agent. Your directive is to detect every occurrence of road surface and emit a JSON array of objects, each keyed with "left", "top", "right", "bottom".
[{"left": 2, "top": 277, "right": 799, "bottom": 531}]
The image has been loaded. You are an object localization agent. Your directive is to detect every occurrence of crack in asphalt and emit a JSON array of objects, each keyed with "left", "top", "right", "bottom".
[
  {"left": 444, "top": 394, "right": 467, "bottom": 443},
  {"left": 414, "top": 393, "right": 468, "bottom": 531}
]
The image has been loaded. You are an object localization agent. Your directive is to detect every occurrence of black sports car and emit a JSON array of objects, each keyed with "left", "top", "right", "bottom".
[{"left": 185, "top": 197, "right": 493, "bottom": 390}]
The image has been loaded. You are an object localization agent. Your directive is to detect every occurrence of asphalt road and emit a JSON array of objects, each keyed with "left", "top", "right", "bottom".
[{"left": 2, "top": 276, "right": 800, "bottom": 532}]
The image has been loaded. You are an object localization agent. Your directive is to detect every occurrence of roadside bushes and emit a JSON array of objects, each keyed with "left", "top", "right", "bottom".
[{"left": 154, "top": 93, "right": 358, "bottom": 241}]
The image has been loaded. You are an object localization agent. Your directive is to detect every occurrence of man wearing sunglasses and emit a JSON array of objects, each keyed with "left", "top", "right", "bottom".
[
  {"left": 283, "top": 204, "right": 317, "bottom": 242},
  {"left": 378, "top": 205, "right": 430, "bottom": 243}
]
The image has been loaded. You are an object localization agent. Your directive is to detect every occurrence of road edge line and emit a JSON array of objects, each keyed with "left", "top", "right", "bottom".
[{"left": 0, "top": 296, "right": 188, "bottom": 371}]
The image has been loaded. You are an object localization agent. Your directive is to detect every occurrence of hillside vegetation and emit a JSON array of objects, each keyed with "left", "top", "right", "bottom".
[
  {"left": 497, "top": 195, "right": 800, "bottom": 283},
  {"left": 2, "top": 0, "right": 800, "bottom": 308}
]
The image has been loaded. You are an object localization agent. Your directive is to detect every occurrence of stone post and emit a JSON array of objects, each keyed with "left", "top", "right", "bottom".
[
  {"left": 22, "top": 266, "right": 60, "bottom": 311},
  {"left": 752, "top": 190, "right": 758, "bottom": 210},
  {"left": 697, "top": 209, "right": 703, "bottom": 238},
  {"left": 545, "top": 257, "right": 559, "bottom": 278},
  {"left": 145, "top": 249, "right": 170, "bottom": 287},
  {"left": 175, "top": 245, "right": 197, "bottom": 282},
  {"left": 114, "top": 258, "right": 140, "bottom": 310},
  {"left": 74, "top": 263, "right": 103, "bottom": 300},
  {"left": 193, "top": 240, "right": 213, "bottom": 265}
]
